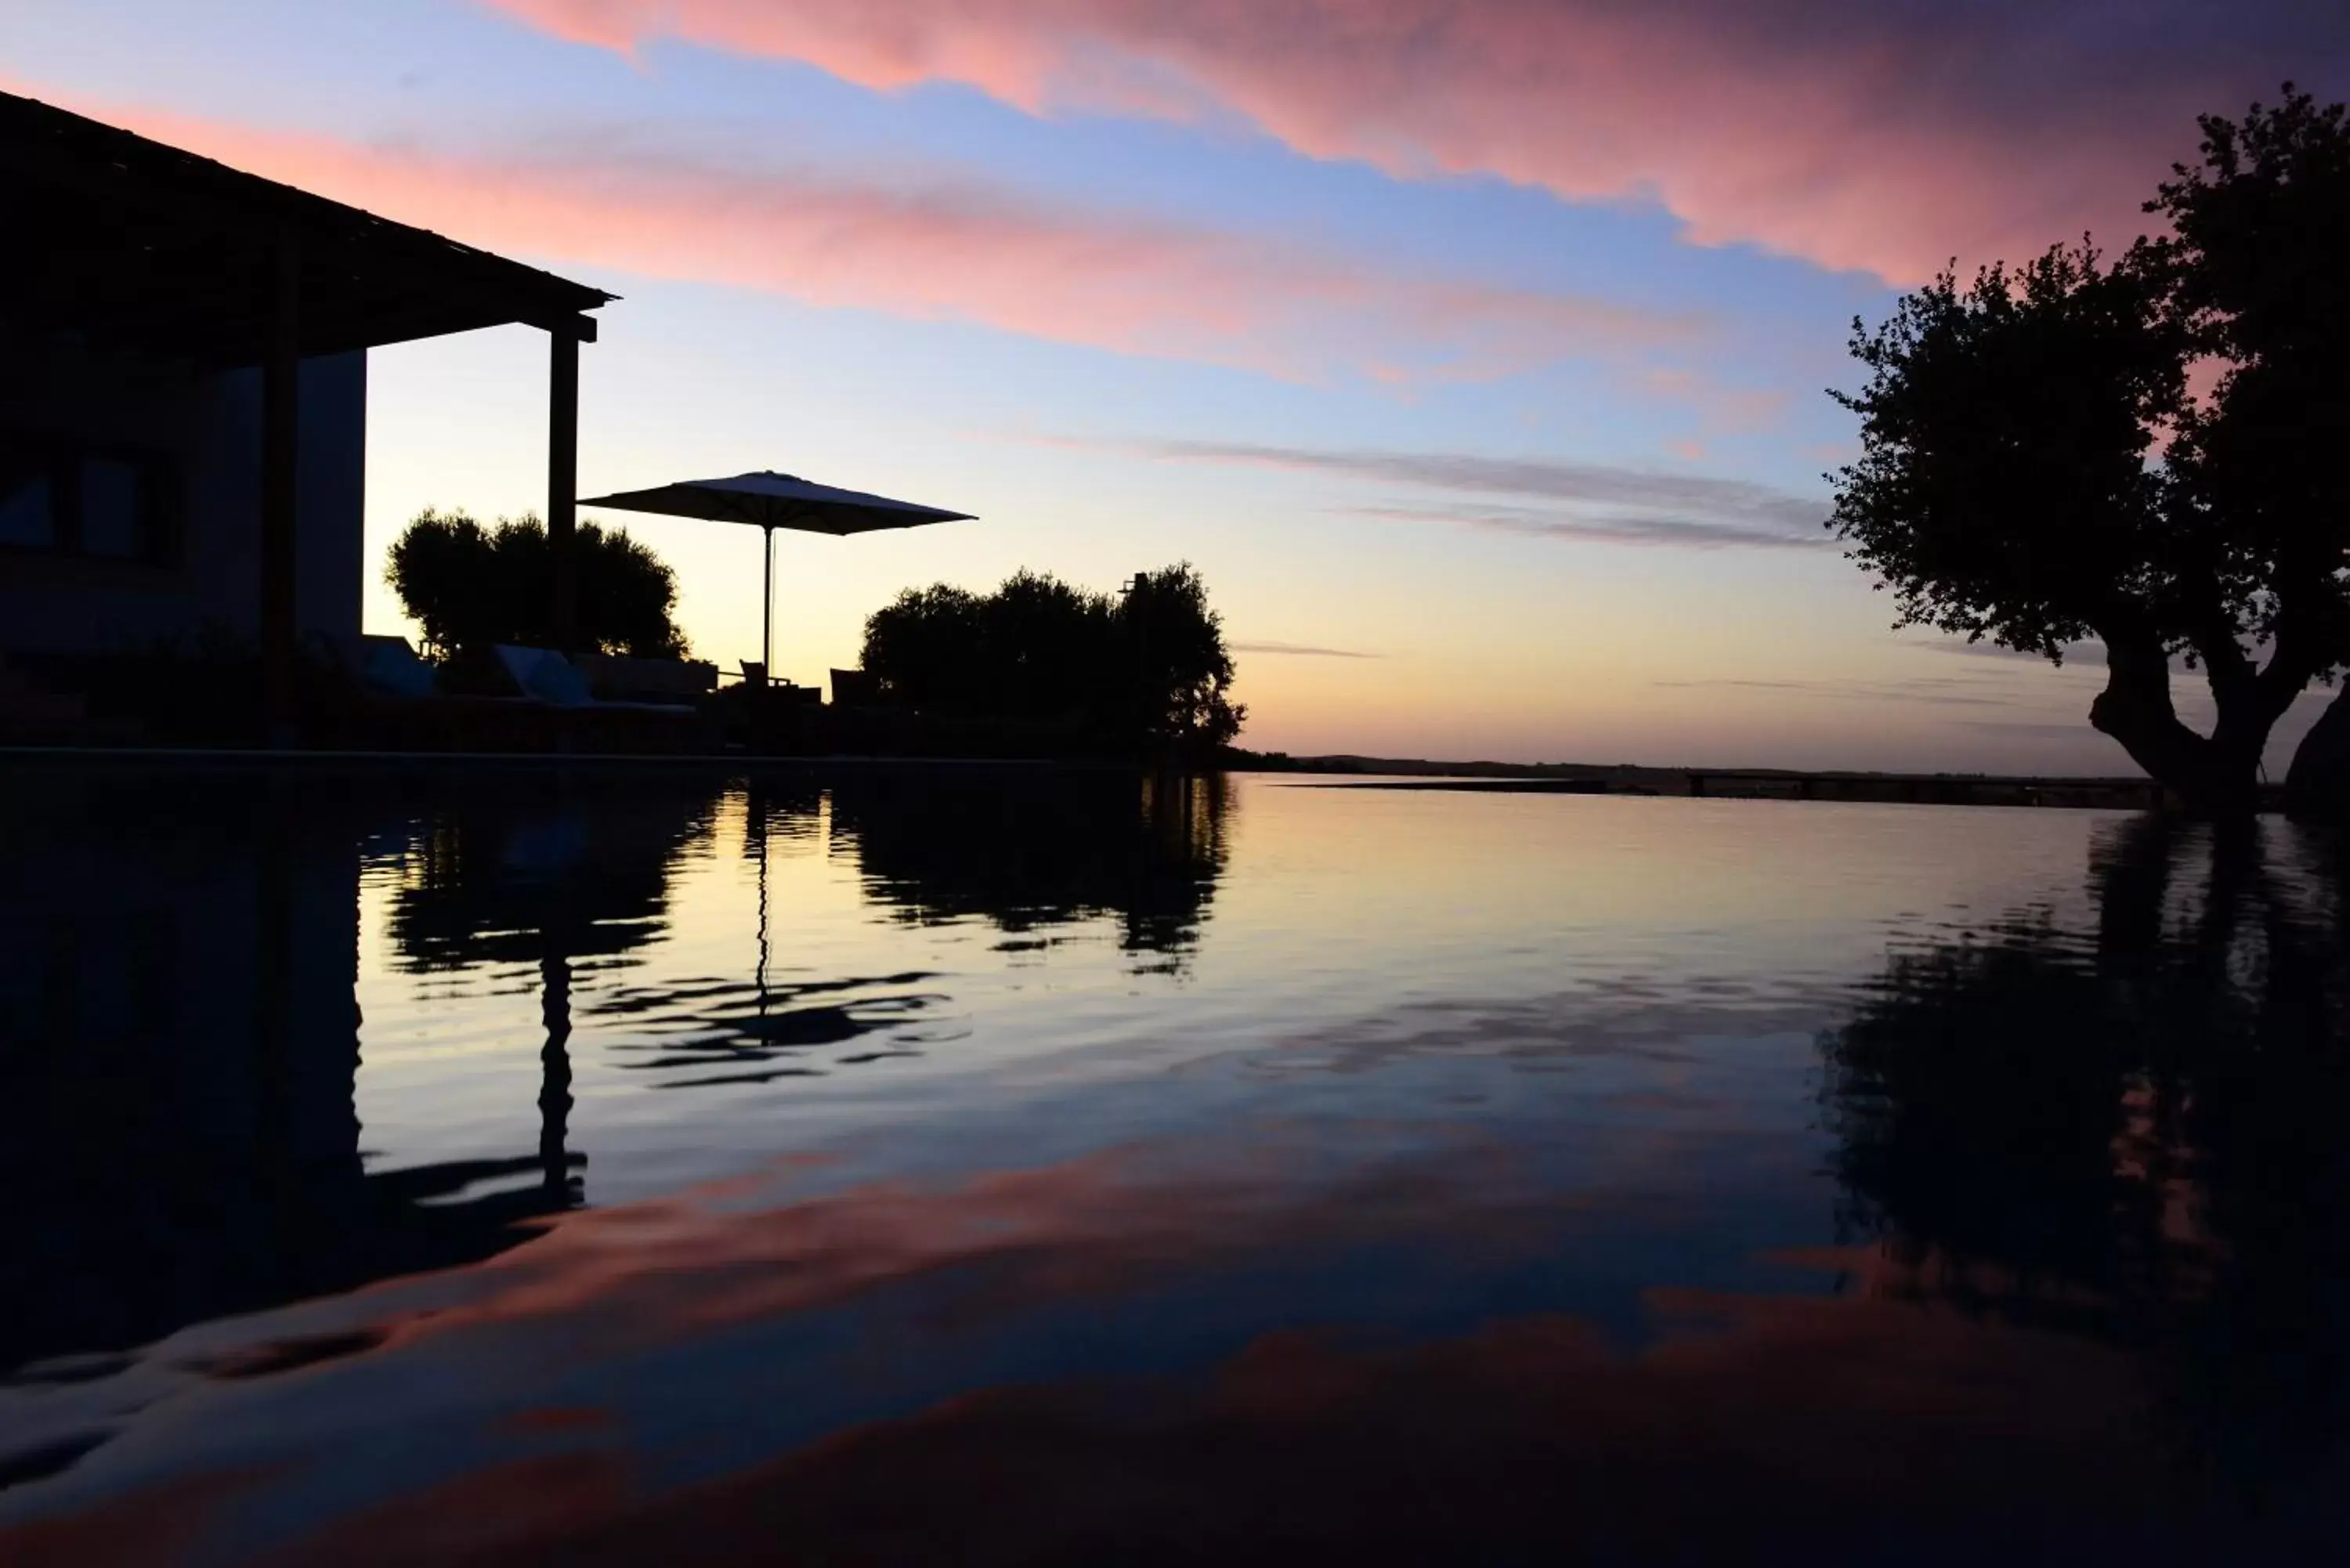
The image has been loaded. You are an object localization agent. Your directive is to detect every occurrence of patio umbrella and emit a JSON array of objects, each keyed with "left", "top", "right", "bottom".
[{"left": 580, "top": 470, "right": 975, "bottom": 681}]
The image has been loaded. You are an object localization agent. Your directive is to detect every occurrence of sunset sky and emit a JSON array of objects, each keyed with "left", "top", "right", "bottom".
[{"left": 7, "top": 2, "right": 2344, "bottom": 770}]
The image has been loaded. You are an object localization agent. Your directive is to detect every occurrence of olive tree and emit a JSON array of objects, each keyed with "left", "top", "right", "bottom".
[
  {"left": 386, "top": 508, "right": 689, "bottom": 659},
  {"left": 1829, "top": 90, "right": 2350, "bottom": 815}
]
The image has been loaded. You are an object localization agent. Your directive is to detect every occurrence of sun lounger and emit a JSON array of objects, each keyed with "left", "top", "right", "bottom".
[
  {"left": 351, "top": 634, "right": 438, "bottom": 699},
  {"left": 493, "top": 644, "right": 593, "bottom": 707},
  {"left": 573, "top": 652, "right": 718, "bottom": 704},
  {"left": 315, "top": 632, "right": 439, "bottom": 699}
]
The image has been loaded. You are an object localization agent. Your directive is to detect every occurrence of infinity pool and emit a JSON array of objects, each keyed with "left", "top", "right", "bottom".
[{"left": 3, "top": 767, "right": 2346, "bottom": 1563}]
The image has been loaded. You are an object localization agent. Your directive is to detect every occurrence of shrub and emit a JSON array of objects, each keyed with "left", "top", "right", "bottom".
[
  {"left": 860, "top": 564, "right": 1243, "bottom": 753},
  {"left": 386, "top": 509, "right": 687, "bottom": 659}
]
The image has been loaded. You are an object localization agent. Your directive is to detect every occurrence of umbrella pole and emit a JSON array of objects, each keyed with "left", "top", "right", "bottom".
[{"left": 761, "top": 522, "right": 774, "bottom": 685}]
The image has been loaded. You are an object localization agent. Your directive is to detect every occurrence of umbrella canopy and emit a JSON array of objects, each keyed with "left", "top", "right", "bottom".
[
  {"left": 581, "top": 470, "right": 975, "bottom": 685},
  {"left": 582, "top": 471, "right": 974, "bottom": 536}
]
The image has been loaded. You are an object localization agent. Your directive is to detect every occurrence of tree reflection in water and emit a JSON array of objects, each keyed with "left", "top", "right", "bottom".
[
  {"left": 386, "top": 773, "right": 726, "bottom": 1190},
  {"left": 521, "top": 769, "right": 1232, "bottom": 1089},
  {"left": 1820, "top": 814, "right": 2350, "bottom": 1491},
  {"left": 378, "top": 768, "right": 1227, "bottom": 1094},
  {"left": 830, "top": 768, "right": 1227, "bottom": 969},
  {"left": 0, "top": 766, "right": 1230, "bottom": 1377}
]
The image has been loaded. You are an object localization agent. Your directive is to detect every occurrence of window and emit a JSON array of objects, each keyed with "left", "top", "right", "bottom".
[
  {"left": 81, "top": 458, "right": 144, "bottom": 558},
  {"left": 0, "top": 458, "right": 54, "bottom": 549},
  {"left": 0, "top": 437, "right": 174, "bottom": 565}
]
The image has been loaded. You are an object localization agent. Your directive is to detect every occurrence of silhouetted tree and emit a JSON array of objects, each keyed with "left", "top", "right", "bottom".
[
  {"left": 1829, "top": 89, "right": 2350, "bottom": 815},
  {"left": 860, "top": 563, "right": 1244, "bottom": 753},
  {"left": 2157, "top": 96, "right": 2350, "bottom": 816},
  {"left": 1116, "top": 565, "right": 1246, "bottom": 750},
  {"left": 859, "top": 582, "right": 990, "bottom": 716},
  {"left": 385, "top": 508, "right": 689, "bottom": 659}
]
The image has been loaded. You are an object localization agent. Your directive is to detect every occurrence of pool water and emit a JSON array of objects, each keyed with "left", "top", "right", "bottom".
[{"left": 2, "top": 767, "right": 2348, "bottom": 1563}]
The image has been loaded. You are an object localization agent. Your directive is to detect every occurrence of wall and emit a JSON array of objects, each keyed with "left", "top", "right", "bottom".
[{"left": 0, "top": 336, "right": 367, "bottom": 658}]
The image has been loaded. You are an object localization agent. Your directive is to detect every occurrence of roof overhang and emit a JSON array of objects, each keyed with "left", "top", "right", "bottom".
[{"left": 0, "top": 90, "right": 613, "bottom": 369}]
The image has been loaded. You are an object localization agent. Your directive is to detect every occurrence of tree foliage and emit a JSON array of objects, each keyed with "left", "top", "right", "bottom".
[
  {"left": 1828, "top": 88, "right": 2350, "bottom": 815},
  {"left": 860, "top": 564, "right": 1244, "bottom": 753},
  {"left": 1830, "top": 244, "right": 2189, "bottom": 656},
  {"left": 385, "top": 509, "right": 689, "bottom": 659}
]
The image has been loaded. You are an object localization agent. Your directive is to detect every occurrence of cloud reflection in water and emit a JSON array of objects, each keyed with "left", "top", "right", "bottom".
[{"left": 6, "top": 778, "right": 2350, "bottom": 1562}]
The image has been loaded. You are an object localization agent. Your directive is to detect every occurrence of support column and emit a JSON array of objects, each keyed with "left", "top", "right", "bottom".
[
  {"left": 260, "top": 230, "right": 301, "bottom": 736},
  {"left": 548, "top": 328, "right": 580, "bottom": 653},
  {"left": 761, "top": 523, "right": 775, "bottom": 685}
]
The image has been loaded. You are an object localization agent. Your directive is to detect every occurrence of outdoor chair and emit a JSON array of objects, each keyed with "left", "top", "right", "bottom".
[
  {"left": 830, "top": 667, "right": 885, "bottom": 707},
  {"left": 729, "top": 660, "right": 818, "bottom": 704},
  {"left": 494, "top": 645, "right": 593, "bottom": 707},
  {"left": 575, "top": 652, "right": 718, "bottom": 705},
  {"left": 316, "top": 632, "right": 439, "bottom": 699}
]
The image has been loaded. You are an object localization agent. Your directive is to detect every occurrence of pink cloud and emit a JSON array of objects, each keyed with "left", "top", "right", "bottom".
[
  {"left": 44, "top": 92, "right": 1686, "bottom": 384},
  {"left": 486, "top": 0, "right": 2338, "bottom": 282},
  {"left": 1639, "top": 370, "right": 1788, "bottom": 435}
]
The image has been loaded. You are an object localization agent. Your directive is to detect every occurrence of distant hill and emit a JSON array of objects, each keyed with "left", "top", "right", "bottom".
[
  {"left": 1217, "top": 749, "right": 2191, "bottom": 811},
  {"left": 1224, "top": 750, "right": 1762, "bottom": 781}
]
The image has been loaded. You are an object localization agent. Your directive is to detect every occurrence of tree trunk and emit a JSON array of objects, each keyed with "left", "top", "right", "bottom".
[
  {"left": 2285, "top": 684, "right": 2350, "bottom": 819},
  {"left": 2088, "top": 634, "right": 2265, "bottom": 815}
]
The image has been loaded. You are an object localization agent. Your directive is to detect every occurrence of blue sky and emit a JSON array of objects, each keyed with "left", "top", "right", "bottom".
[{"left": 5, "top": 0, "right": 2343, "bottom": 768}]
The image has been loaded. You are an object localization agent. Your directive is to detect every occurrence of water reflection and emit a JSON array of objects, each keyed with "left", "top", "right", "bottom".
[
  {"left": 387, "top": 775, "right": 717, "bottom": 972},
  {"left": 0, "top": 773, "right": 575, "bottom": 1381},
  {"left": 386, "top": 776, "right": 725, "bottom": 1190},
  {"left": 12, "top": 778, "right": 2350, "bottom": 1560},
  {"left": 1820, "top": 814, "right": 2350, "bottom": 1492},
  {"left": 830, "top": 769, "right": 1227, "bottom": 966},
  {"left": 0, "top": 766, "right": 1227, "bottom": 1378}
]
